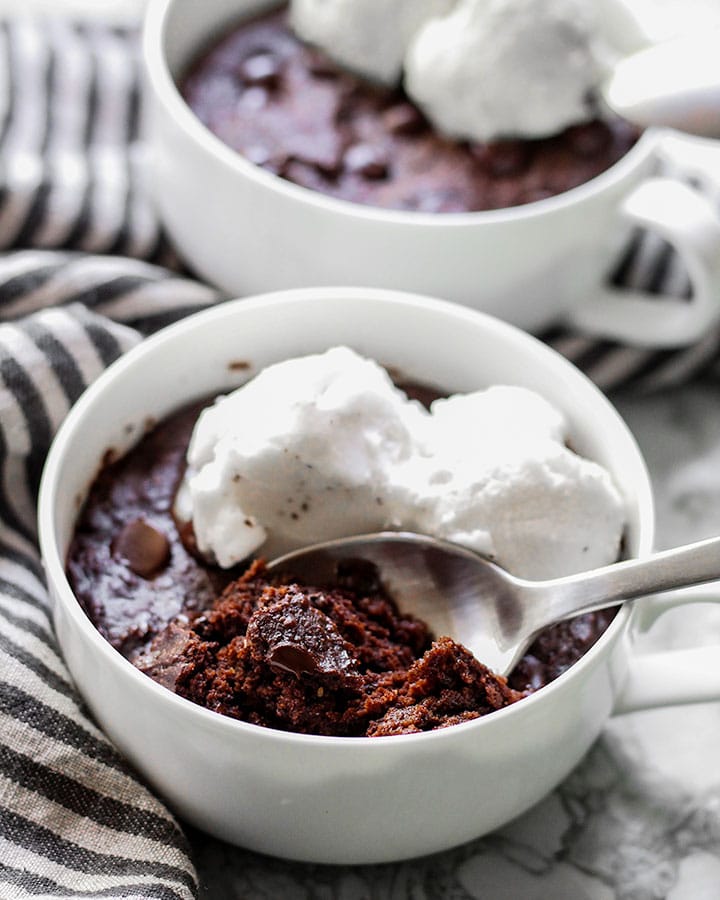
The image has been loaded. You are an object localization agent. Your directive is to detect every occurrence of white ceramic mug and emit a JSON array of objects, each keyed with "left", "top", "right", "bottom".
[
  {"left": 143, "top": 0, "right": 720, "bottom": 347},
  {"left": 38, "top": 288, "right": 720, "bottom": 865}
]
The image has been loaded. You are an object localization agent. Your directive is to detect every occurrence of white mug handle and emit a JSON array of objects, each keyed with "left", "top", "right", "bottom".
[
  {"left": 614, "top": 583, "right": 720, "bottom": 713},
  {"left": 565, "top": 161, "right": 720, "bottom": 347}
]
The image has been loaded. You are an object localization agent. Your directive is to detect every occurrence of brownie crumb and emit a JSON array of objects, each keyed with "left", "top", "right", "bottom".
[
  {"left": 365, "top": 637, "right": 523, "bottom": 737},
  {"left": 135, "top": 564, "right": 524, "bottom": 736}
]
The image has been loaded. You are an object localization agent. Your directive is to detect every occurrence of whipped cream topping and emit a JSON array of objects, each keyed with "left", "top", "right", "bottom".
[
  {"left": 177, "top": 347, "right": 625, "bottom": 580},
  {"left": 290, "top": 0, "right": 651, "bottom": 142},
  {"left": 290, "top": 0, "right": 454, "bottom": 85}
]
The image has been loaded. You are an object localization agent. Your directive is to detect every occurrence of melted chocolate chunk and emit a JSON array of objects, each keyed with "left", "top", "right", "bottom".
[
  {"left": 268, "top": 643, "right": 321, "bottom": 676},
  {"left": 113, "top": 518, "right": 170, "bottom": 578},
  {"left": 248, "top": 588, "right": 358, "bottom": 677}
]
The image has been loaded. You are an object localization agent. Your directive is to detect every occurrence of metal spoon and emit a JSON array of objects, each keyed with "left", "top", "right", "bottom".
[
  {"left": 267, "top": 531, "right": 720, "bottom": 676},
  {"left": 603, "top": 30, "right": 720, "bottom": 137}
]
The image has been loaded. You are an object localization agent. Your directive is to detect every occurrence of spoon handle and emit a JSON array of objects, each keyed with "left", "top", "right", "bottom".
[{"left": 531, "top": 534, "right": 720, "bottom": 630}]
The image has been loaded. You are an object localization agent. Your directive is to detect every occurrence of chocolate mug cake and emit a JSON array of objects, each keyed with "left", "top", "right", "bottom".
[
  {"left": 67, "top": 354, "right": 620, "bottom": 737},
  {"left": 180, "top": 7, "right": 640, "bottom": 213}
]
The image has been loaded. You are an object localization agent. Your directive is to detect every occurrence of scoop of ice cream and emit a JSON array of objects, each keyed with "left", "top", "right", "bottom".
[
  {"left": 177, "top": 348, "right": 625, "bottom": 581},
  {"left": 400, "top": 387, "right": 626, "bottom": 579},
  {"left": 404, "top": 0, "right": 651, "bottom": 142},
  {"left": 177, "top": 347, "right": 425, "bottom": 566},
  {"left": 290, "top": 0, "right": 454, "bottom": 85}
]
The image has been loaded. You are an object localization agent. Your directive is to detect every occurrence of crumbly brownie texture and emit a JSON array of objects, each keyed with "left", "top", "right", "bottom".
[
  {"left": 67, "top": 393, "right": 616, "bottom": 734},
  {"left": 181, "top": 8, "right": 640, "bottom": 213},
  {"left": 136, "top": 560, "right": 524, "bottom": 736}
]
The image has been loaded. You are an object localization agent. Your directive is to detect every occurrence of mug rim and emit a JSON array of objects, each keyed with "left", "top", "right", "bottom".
[
  {"left": 142, "top": 0, "right": 663, "bottom": 229},
  {"left": 38, "top": 286, "right": 654, "bottom": 750}
]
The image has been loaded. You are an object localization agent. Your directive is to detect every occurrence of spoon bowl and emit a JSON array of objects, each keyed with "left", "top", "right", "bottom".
[
  {"left": 269, "top": 531, "right": 720, "bottom": 675},
  {"left": 603, "top": 29, "right": 720, "bottom": 137}
]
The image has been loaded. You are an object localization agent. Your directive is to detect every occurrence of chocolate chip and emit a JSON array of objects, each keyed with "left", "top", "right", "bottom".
[
  {"left": 247, "top": 589, "right": 358, "bottom": 677},
  {"left": 344, "top": 143, "right": 389, "bottom": 179},
  {"left": 114, "top": 518, "right": 170, "bottom": 578},
  {"left": 268, "top": 643, "right": 320, "bottom": 676},
  {"left": 239, "top": 52, "right": 281, "bottom": 89},
  {"left": 471, "top": 140, "right": 530, "bottom": 177},
  {"left": 565, "top": 122, "right": 611, "bottom": 158},
  {"left": 382, "top": 102, "right": 426, "bottom": 136}
]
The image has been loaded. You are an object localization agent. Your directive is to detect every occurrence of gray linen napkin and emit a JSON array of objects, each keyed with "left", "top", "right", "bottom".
[{"left": 0, "top": 15, "right": 717, "bottom": 900}]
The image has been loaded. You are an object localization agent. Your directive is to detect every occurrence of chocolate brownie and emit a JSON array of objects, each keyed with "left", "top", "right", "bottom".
[
  {"left": 67, "top": 389, "right": 616, "bottom": 734},
  {"left": 180, "top": 8, "right": 640, "bottom": 212},
  {"left": 135, "top": 560, "right": 524, "bottom": 736}
]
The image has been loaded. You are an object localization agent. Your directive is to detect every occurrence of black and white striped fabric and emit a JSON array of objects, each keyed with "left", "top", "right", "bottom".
[
  {"left": 0, "top": 20, "right": 220, "bottom": 898},
  {"left": 0, "top": 14, "right": 718, "bottom": 900},
  {"left": 0, "top": 258, "right": 219, "bottom": 897}
]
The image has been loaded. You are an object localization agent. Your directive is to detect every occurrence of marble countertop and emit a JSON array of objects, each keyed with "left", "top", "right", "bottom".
[{"left": 189, "top": 382, "right": 720, "bottom": 899}]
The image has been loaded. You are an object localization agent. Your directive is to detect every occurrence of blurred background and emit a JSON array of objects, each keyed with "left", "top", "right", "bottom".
[{"left": 0, "top": 0, "right": 716, "bottom": 34}]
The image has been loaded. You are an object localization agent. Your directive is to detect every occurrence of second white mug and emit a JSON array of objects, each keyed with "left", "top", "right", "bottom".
[{"left": 143, "top": 0, "right": 720, "bottom": 347}]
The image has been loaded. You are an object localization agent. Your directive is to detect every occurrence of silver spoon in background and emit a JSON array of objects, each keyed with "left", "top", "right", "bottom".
[
  {"left": 602, "top": 29, "right": 720, "bottom": 137},
  {"left": 267, "top": 531, "right": 720, "bottom": 676}
]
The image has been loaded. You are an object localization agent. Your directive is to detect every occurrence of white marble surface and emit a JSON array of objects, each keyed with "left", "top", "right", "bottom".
[{"left": 185, "top": 383, "right": 720, "bottom": 899}]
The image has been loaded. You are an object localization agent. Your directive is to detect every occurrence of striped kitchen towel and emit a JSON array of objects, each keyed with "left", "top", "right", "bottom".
[
  {"left": 0, "top": 257, "right": 217, "bottom": 899},
  {"left": 0, "top": 19, "right": 219, "bottom": 899},
  {"left": 0, "top": 13, "right": 719, "bottom": 900}
]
